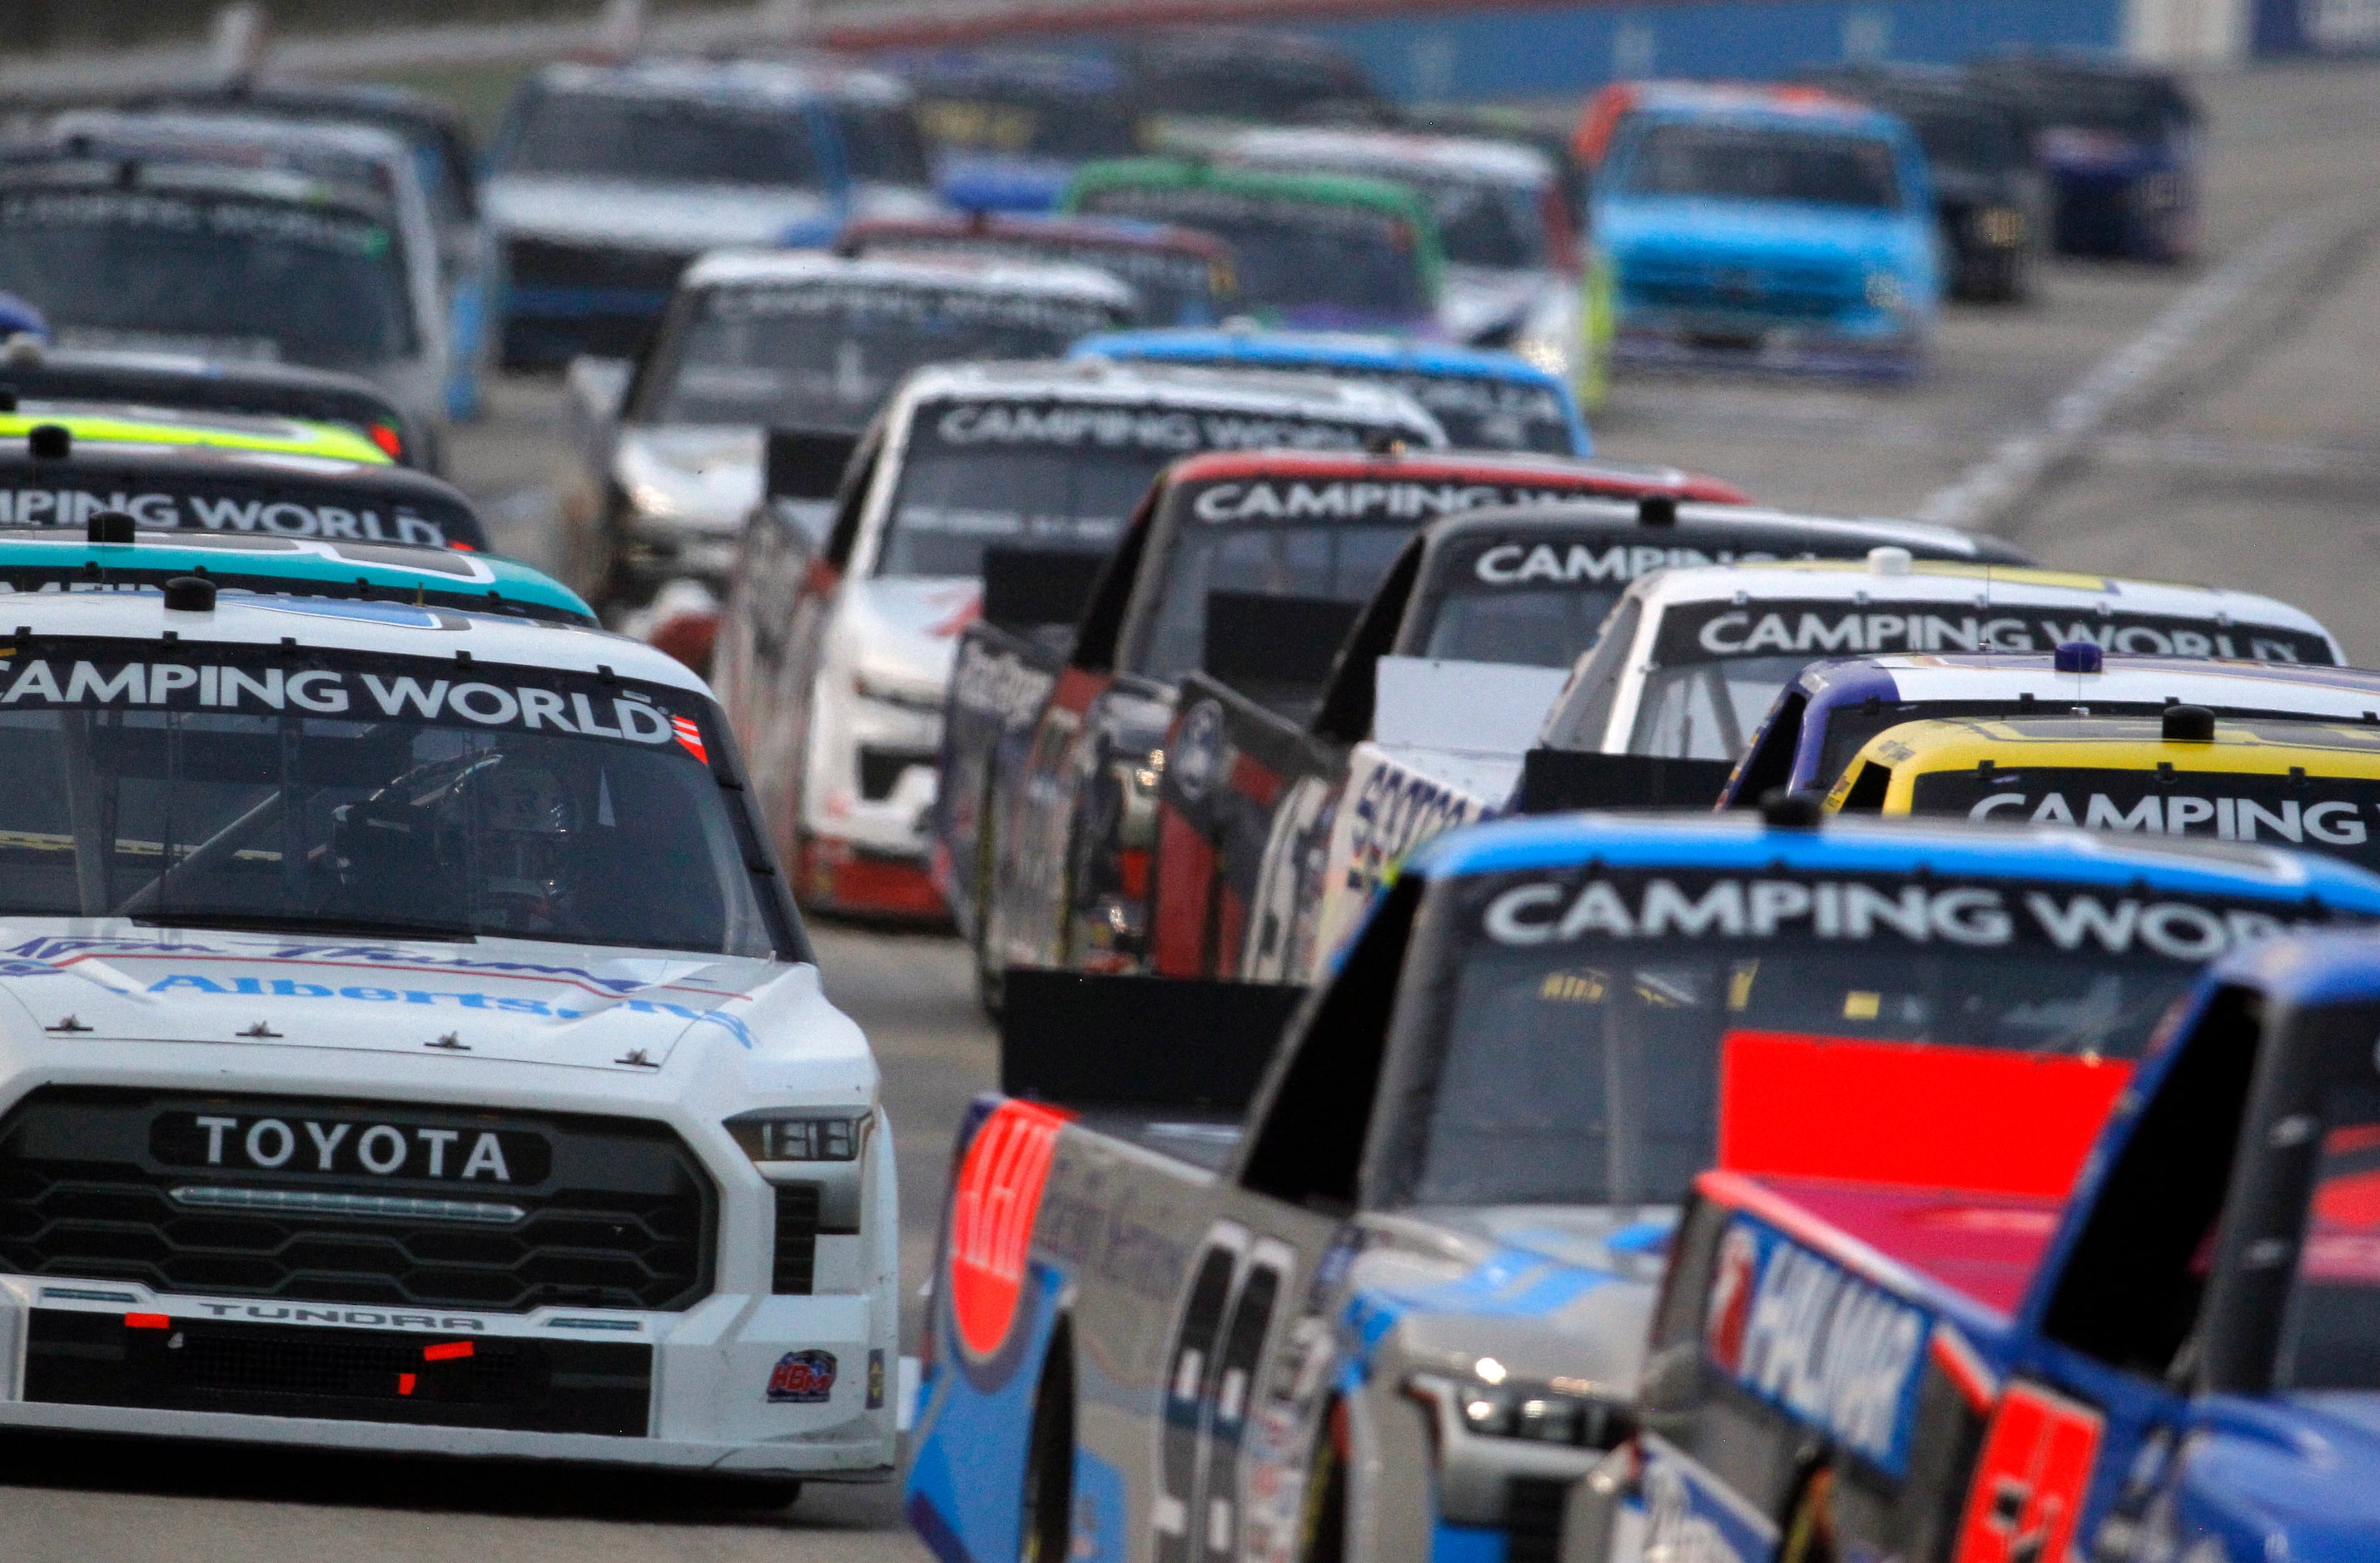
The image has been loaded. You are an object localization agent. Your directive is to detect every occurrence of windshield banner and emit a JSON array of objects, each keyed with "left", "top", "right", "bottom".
[
  {"left": 1474, "top": 868, "right": 2332, "bottom": 960},
  {"left": 920, "top": 398, "right": 1374, "bottom": 455},
  {"left": 0, "top": 482, "right": 455, "bottom": 545},
  {"left": 712, "top": 283, "right": 1118, "bottom": 336},
  {"left": 1654, "top": 598, "right": 2331, "bottom": 665},
  {"left": 1181, "top": 477, "right": 1602, "bottom": 525}
]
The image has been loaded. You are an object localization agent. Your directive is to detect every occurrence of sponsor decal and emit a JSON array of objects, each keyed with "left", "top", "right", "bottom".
[
  {"left": 1637, "top": 1437, "right": 1773, "bottom": 1563},
  {"left": 132, "top": 972, "right": 753, "bottom": 1046},
  {"left": 669, "top": 714, "right": 709, "bottom": 765},
  {"left": 1709, "top": 1218, "right": 1929, "bottom": 1475},
  {"left": 1914, "top": 768, "right": 2376, "bottom": 859},
  {"left": 952, "top": 638, "right": 1058, "bottom": 726},
  {"left": 922, "top": 399, "right": 1372, "bottom": 456},
  {"left": 1478, "top": 871, "right": 2316, "bottom": 962},
  {"left": 1952, "top": 1382, "right": 2104, "bottom": 1563},
  {"left": 767, "top": 1348, "right": 837, "bottom": 1403},
  {"left": 1184, "top": 479, "right": 1591, "bottom": 525},
  {"left": 712, "top": 282, "right": 1118, "bottom": 337},
  {"left": 2, "top": 188, "right": 389, "bottom": 256},
  {"left": 867, "top": 1347, "right": 887, "bottom": 1410},
  {"left": 1170, "top": 700, "right": 1225, "bottom": 803},
  {"left": 1658, "top": 599, "right": 2328, "bottom": 665},
  {"left": 153, "top": 1111, "right": 541, "bottom": 1183},
  {"left": 192, "top": 1302, "right": 487, "bottom": 1329},
  {"left": 1472, "top": 541, "right": 1775, "bottom": 586},
  {"left": 0, "top": 656, "right": 694, "bottom": 756},
  {"left": 1344, "top": 756, "right": 1482, "bottom": 893},
  {"left": 4, "top": 935, "right": 743, "bottom": 997},
  {"left": 947, "top": 1099, "right": 1073, "bottom": 1361},
  {"left": 0, "top": 488, "right": 453, "bottom": 544}
]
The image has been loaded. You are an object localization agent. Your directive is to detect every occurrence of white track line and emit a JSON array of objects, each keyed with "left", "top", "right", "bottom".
[{"left": 1916, "top": 201, "right": 2370, "bottom": 531}]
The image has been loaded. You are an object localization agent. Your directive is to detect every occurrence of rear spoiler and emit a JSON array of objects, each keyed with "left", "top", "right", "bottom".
[
  {"left": 1001, "top": 969, "right": 1304, "bottom": 1116},
  {"left": 764, "top": 427, "right": 861, "bottom": 502},
  {"left": 1515, "top": 749, "right": 1738, "bottom": 815},
  {"left": 981, "top": 546, "right": 1107, "bottom": 634}
]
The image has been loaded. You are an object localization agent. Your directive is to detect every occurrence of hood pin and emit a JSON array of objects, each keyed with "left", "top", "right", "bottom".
[
  {"left": 239, "top": 1022, "right": 281, "bottom": 1039},
  {"left": 616, "top": 1048, "right": 657, "bottom": 1068},
  {"left": 45, "top": 1015, "right": 91, "bottom": 1034},
  {"left": 426, "top": 1032, "right": 470, "bottom": 1052}
]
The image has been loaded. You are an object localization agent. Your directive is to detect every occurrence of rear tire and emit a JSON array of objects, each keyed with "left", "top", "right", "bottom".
[{"left": 1018, "top": 1333, "right": 1075, "bottom": 1563}]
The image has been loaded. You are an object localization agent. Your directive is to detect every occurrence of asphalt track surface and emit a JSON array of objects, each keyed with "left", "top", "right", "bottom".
[{"left": 2, "top": 55, "right": 2379, "bottom": 1563}]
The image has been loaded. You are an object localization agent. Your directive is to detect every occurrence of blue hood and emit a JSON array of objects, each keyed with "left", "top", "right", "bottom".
[
  {"left": 1602, "top": 196, "right": 1919, "bottom": 271},
  {"left": 936, "top": 154, "right": 1073, "bottom": 215}
]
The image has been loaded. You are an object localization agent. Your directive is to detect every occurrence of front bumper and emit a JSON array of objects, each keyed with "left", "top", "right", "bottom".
[
  {"left": 0, "top": 1280, "right": 895, "bottom": 1476},
  {"left": 1612, "top": 311, "right": 1924, "bottom": 380}
]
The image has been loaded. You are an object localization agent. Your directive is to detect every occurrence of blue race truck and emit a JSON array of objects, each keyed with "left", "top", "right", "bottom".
[
  {"left": 1575, "top": 919, "right": 2380, "bottom": 1563},
  {"left": 1585, "top": 82, "right": 1940, "bottom": 380}
]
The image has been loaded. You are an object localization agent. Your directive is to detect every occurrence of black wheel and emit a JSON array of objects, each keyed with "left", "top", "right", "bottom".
[
  {"left": 1018, "top": 1332, "right": 1075, "bottom": 1563},
  {"left": 1295, "top": 1402, "right": 1349, "bottom": 1563}
]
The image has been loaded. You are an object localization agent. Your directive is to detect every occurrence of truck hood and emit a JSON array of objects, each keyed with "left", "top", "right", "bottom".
[
  {"left": 615, "top": 424, "right": 766, "bottom": 538},
  {"left": 0, "top": 924, "right": 818, "bottom": 1076},
  {"left": 1439, "top": 265, "right": 1565, "bottom": 345},
  {"left": 486, "top": 175, "right": 847, "bottom": 252},
  {"left": 1603, "top": 196, "right": 1914, "bottom": 270},
  {"left": 1346, "top": 1203, "right": 1677, "bottom": 1397},
  {"left": 837, "top": 575, "right": 981, "bottom": 689}
]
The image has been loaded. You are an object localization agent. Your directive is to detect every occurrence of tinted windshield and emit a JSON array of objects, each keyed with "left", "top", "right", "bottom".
[
  {"left": 1904, "top": 106, "right": 2023, "bottom": 174},
  {"left": 503, "top": 89, "right": 822, "bottom": 187},
  {"left": 1631, "top": 598, "right": 2338, "bottom": 760},
  {"left": 648, "top": 283, "right": 1120, "bottom": 429},
  {"left": 1393, "top": 171, "right": 1548, "bottom": 269},
  {"left": 1076, "top": 185, "right": 1429, "bottom": 320},
  {"left": 856, "top": 235, "right": 1229, "bottom": 326},
  {"left": 916, "top": 92, "right": 1140, "bottom": 160},
  {"left": 1620, "top": 123, "right": 1902, "bottom": 210},
  {"left": 1908, "top": 757, "right": 2380, "bottom": 872},
  {"left": 1136, "top": 520, "right": 1409, "bottom": 682},
  {"left": 1411, "top": 866, "right": 2263, "bottom": 1208},
  {"left": 1426, "top": 582, "right": 1622, "bottom": 667},
  {"left": 879, "top": 399, "right": 1385, "bottom": 578},
  {"left": 0, "top": 187, "right": 414, "bottom": 368},
  {"left": 833, "top": 103, "right": 932, "bottom": 186},
  {"left": 0, "top": 637, "right": 781, "bottom": 956}
]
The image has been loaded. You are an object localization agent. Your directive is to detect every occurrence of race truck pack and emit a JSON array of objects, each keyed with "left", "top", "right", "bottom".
[
  {"left": 1970, "top": 55, "right": 2201, "bottom": 263},
  {"left": 0, "top": 584, "right": 897, "bottom": 1487},
  {"left": 837, "top": 212, "right": 1240, "bottom": 327},
  {"left": 484, "top": 57, "right": 945, "bottom": 366},
  {"left": 1062, "top": 161, "right": 1445, "bottom": 339},
  {"left": 894, "top": 48, "right": 1141, "bottom": 215},
  {"left": 0, "top": 434, "right": 491, "bottom": 550},
  {"left": 1825, "top": 711, "right": 2380, "bottom": 878},
  {"left": 1150, "top": 507, "right": 2027, "bottom": 986},
  {"left": 903, "top": 807, "right": 2380, "bottom": 1563},
  {"left": 1718, "top": 649, "right": 2380, "bottom": 807},
  {"left": 1578, "top": 82, "right": 1941, "bottom": 379},
  {"left": 1573, "top": 915, "right": 2380, "bottom": 1563},
  {"left": 708, "top": 359, "right": 1440, "bottom": 920},
  {"left": 937, "top": 448, "right": 1740, "bottom": 1000},
  {"left": 559, "top": 249, "right": 1132, "bottom": 613},
  {"left": 1074, "top": 327, "right": 1593, "bottom": 456}
]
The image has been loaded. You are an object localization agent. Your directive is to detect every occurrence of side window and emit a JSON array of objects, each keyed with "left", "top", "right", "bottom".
[
  {"left": 1539, "top": 596, "right": 1642, "bottom": 750},
  {"left": 1238, "top": 874, "right": 1419, "bottom": 1214},
  {"left": 824, "top": 418, "right": 887, "bottom": 573},
  {"left": 1834, "top": 760, "right": 1891, "bottom": 815},
  {"left": 2040, "top": 985, "right": 2262, "bottom": 1377},
  {"left": 1072, "top": 484, "right": 1164, "bottom": 673},
  {"left": 1310, "top": 538, "right": 1424, "bottom": 745}
]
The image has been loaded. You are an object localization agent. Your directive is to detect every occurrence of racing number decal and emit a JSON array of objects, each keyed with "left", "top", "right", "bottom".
[
  {"left": 1953, "top": 1382, "right": 2104, "bottom": 1563},
  {"left": 947, "top": 1099, "right": 1074, "bottom": 1362},
  {"left": 1155, "top": 1228, "right": 1294, "bottom": 1563},
  {"left": 1157, "top": 1233, "right": 1246, "bottom": 1563}
]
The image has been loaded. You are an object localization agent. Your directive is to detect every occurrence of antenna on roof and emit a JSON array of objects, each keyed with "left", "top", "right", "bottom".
[{"left": 207, "top": 2, "right": 269, "bottom": 90}]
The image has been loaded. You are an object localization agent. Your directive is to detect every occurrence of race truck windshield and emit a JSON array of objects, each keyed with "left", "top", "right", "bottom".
[
  {"left": 0, "top": 638, "right": 778, "bottom": 957},
  {"left": 1909, "top": 755, "right": 2380, "bottom": 873},
  {"left": 914, "top": 92, "right": 1140, "bottom": 161},
  {"left": 1391, "top": 170, "right": 1548, "bottom": 270},
  {"left": 864, "top": 236, "right": 1229, "bottom": 325},
  {"left": 0, "top": 186, "right": 415, "bottom": 369},
  {"left": 501, "top": 88, "right": 823, "bottom": 187},
  {"left": 877, "top": 398, "right": 1375, "bottom": 578},
  {"left": 1076, "top": 186, "right": 1429, "bottom": 319},
  {"left": 1368, "top": 372, "right": 1572, "bottom": 454},
  {"left": 1410, "top": 866, "right": 2271, "bottom": 1208},
  {"left": 1417, "top": 536, "right": 1687, "bottom": 665},
  {"left": 648, "top": 284, "right": 1123, "bottom": 429},
  {"left": 1135, "top": 516, "right": 1410, "bottom": 682},
  {"left": 1902, "top": 106, "right": 2025, "bottom": 176},
  {"left": 1632, "top": 599, "right": 2336, "bottom": 760},
  {"left": 1619, "top": 123, "right": 1901, "bottom": 210}
]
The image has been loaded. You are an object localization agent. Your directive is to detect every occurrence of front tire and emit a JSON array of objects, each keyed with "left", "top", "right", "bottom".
[{"left": 1018, "top": 1332, "right": 1075, "bottom": 1563}]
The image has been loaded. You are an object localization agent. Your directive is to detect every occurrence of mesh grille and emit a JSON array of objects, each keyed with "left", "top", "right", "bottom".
[
  {"left": 773, "top": 1182, "right": 819, "bottom": 1296},
  {"left": 0, "top": 1088, "right": 715, "bottom": 1312}
]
